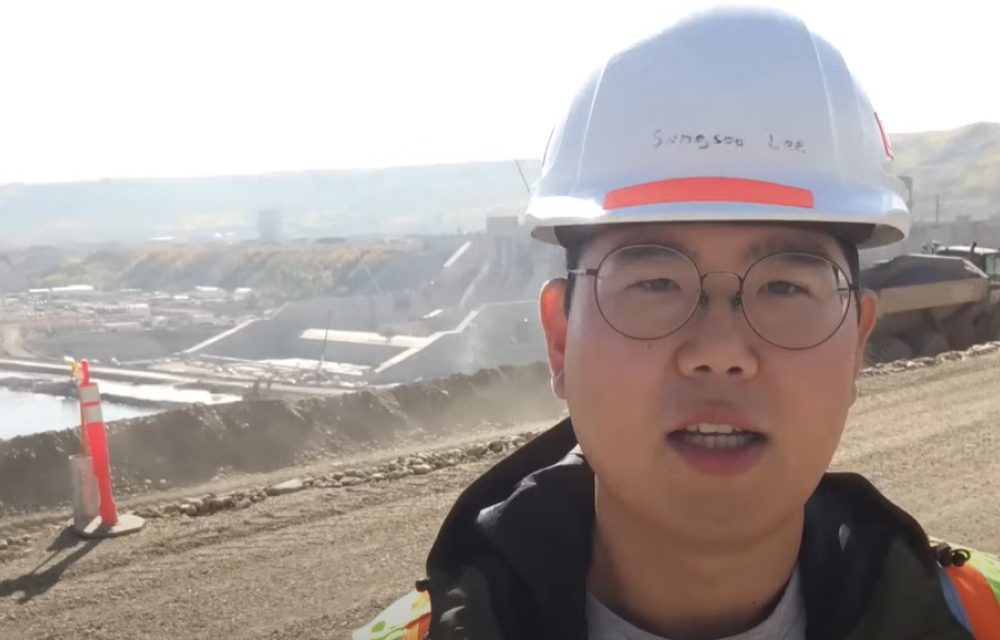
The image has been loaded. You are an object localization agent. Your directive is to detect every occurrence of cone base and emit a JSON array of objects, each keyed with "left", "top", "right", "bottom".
[{"left": 72, "top": 513, "right": 145, "bottom": 539}]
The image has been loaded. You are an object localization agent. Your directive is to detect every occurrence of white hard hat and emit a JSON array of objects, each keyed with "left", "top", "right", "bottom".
[{"left": 525, "top": 7, "right": 909, "bottom": 249}]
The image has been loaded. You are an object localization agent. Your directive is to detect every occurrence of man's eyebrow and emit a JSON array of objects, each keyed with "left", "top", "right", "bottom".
[
  {"left": 611, "top": 231, "right": 699, "bottom": 261},
  {"left": 743, "top": 237, "right": 833, "bottom": 262}
]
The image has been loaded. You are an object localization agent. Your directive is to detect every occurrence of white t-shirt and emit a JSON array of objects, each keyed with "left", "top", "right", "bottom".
[{"left": 586, "top": 567, "right": 806, "bottom": 640}]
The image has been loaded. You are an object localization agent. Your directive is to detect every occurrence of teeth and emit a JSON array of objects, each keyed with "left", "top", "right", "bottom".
[
  {"left": 674, "top": 431, "right": 757, "bottom": 449},
  {"left": 682, "top": 423, "right": 741, "bottom": 435}
]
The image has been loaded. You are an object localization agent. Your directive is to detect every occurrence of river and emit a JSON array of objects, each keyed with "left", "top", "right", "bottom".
[
  {"left": 0, "top": 376, "right": 242, "bottom": 440},
  {"left": 0, "top": 388, "right": 159, "bottom": 440}
]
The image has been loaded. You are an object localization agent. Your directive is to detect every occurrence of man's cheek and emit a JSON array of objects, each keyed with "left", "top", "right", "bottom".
[
  {"left": 570, "top": 323, "right": 623, "bottom": 375},
  {"left": 799, "top": 361, "right": 854, "bottom": 446},
  {"left": 580, "top": 344, "right": 653, "bottom": 411}
]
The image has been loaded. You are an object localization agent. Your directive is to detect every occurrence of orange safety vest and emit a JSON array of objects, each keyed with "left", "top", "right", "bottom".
[
  {"left": 933, "top": 539, "right": 1000, "bottom": 638},
  {"left": 353, "top": 587, "right": 431, "bottom": 640}
]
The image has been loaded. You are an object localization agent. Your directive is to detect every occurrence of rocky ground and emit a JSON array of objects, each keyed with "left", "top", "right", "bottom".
[{"left": 1, "top": 347, "right": 1000, "bottom": 639}]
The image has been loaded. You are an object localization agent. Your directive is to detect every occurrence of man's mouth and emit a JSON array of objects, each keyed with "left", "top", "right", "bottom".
[
  {"left": 665, "top": 412, "right": 768, "bottom": 475},
  {"left": 667, "top": 423, "right": 767, "bottom": 450}
]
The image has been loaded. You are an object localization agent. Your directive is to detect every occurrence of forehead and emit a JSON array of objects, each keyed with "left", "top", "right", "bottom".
[{"left": 580, "top": 222, "right": 846, "bottom": 265}]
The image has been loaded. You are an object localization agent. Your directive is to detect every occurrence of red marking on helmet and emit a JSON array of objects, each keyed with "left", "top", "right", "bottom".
[
  {"left": 875, "top": 112, "right": 894, "bottom": 159},
  {"left": 603, "top": 177, "right": 815, "bottom": 210}
]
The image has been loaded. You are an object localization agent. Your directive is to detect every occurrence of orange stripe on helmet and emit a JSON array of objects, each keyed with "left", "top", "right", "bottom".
[
  {"left": 945, "top": 563, "right": 1000, "bottom": 638},
  {"left": 603, "top": 177, "right": 815, "bottom": 210}
]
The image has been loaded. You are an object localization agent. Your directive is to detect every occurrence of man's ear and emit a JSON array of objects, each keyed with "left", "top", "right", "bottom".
[
  {"left": 539, "top": 278, "right": 569, "bottom": 399},
  {"left": 854, "top": 289, "right": 879, "bottom": 376}
]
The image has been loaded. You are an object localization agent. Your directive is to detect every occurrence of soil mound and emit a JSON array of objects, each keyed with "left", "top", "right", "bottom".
[{"left": 0, "top": 363, "right": 560, "bottom": 515}]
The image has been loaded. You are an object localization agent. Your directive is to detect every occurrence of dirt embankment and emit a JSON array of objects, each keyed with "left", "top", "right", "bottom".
[
  {"left": 0, "top": 363, "right": 562, "bottom": 517},
  {"left": 5, "top": 338, "right": 1000, "bottom": 520}
]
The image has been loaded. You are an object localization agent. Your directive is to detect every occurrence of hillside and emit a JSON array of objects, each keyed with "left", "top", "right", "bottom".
[
  {"left": 0, "top": 161, "right": 539, "bottom": 247},
  {"left": 892, "top": 122, "right": 1000, "bottom": 219},
  {"left": 0, "top": 122, "right": 996, "bottom": 248},
  {"left": 0, "top": 243, "right": 407, "bottom": 301}
]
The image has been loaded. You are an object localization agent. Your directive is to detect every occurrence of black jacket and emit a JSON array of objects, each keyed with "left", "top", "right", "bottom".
[{"left": 422, "top": 418, "right": 972, "bottom": 640}]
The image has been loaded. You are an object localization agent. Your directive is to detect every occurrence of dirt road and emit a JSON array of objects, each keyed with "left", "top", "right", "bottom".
[{"left": 2, "top": 354, "right": 1000, "bottom": 639}]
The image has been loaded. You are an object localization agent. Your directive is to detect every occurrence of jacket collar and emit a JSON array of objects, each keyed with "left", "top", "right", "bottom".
[{"left": 425, "top": 417, "right": 960, "bottom": 640}]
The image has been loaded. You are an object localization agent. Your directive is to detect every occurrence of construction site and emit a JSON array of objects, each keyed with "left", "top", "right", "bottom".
[
  {"left": 0, "top": 216, "right": 562, "bottom": 397},
  {"left": 5, "top": 0, "right": 1000, "bottom": 635},
  {"left": 2, "top": 206, "right": 1000, "bottom": 636}
]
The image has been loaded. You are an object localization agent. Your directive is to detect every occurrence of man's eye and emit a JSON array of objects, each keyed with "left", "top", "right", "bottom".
[
  {"left": 631, "top": 278, "right": 679, "bottom": 292},
  {"left": 762, "top": 280, "right": 806, "bottom": 296}
]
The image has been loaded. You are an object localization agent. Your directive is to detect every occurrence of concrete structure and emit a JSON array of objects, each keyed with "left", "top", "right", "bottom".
[
  {"left": 52, "top": 284, "right": 97, "bottom": 296},
  {"left": 370, "top": 300, "right": 545, "bottom": 384},
  {"left": 123, "top": 217, "right": 565, "bottom": 389},
  {"left": 182, "top": 225, "right": 561, "bottom": 385}
]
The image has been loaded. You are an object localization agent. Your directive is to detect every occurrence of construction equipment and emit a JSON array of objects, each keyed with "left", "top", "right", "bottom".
[
  {"left": 931, "top": 242, "right": 1000, "bottom": 276},
  {"left": 862, "top": 245, "right": 1000, "bottom": 364}
]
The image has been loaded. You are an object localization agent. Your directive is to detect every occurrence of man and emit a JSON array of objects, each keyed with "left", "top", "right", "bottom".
[{"left": 356, "top": 8, "right": 1000, "bottom": 640}]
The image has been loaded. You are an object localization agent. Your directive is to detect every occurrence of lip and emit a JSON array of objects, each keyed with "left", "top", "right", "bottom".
[
  {"left": 666, "top": 404, "right": 768, "bottom": 476},
  {"left": 669, "top": 405, "right": 766, "bottom": 436},
  {"left": 667, "top": 434, "right": 766, "bottom": 476}
]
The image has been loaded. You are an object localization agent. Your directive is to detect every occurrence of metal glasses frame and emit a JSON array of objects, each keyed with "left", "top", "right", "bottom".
[{"left": 567, "top": 244, "right": 860, "bottom": 350}]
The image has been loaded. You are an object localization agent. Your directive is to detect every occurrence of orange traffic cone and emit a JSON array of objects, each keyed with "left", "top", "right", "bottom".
[{"left": 70, "top": 360, "right": 144, "bottom": 538}]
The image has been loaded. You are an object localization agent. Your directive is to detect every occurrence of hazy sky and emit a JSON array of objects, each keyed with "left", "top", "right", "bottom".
[{"left": 2, "top": 0, "right": 996, "bottom": 184}]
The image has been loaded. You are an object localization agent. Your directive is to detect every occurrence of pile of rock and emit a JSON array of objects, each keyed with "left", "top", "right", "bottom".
[
  {"left": 0, "top": 534, "right": 33, "bottom": 553},
  {"left": 132, "top": 431, "right": 538, "bottom": 521},
  {"left": 861, "top": 341, "right": 1000, "bottom": 377},
  {"left": 306, "top": 434, "right": 531, "bottom": 489}
]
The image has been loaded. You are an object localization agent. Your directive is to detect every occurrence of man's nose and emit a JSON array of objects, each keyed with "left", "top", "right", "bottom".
[{"left": 675, "top": 274, "right": 760, "bottom": 380}]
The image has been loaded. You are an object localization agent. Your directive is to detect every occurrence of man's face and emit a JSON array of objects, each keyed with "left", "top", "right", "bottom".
[{"left": 539, "top": 222, "right": 878, "bottom": 544}]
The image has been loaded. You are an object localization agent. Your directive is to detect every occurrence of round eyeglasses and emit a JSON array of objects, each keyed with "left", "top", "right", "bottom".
[{"left": 568, "top": 244, "right": 858, "bottom": 350}]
